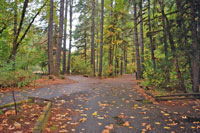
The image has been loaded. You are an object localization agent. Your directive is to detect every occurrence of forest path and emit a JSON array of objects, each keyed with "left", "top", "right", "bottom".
[
  {"left": 0, "top": 75, "right": 199, "bottom": 132},
  {"left": 52, "top": 75, "right": 200, "bottom": 133}
]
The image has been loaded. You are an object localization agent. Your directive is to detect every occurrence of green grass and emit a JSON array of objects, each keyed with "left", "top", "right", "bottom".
[
  {"left": 50, "top": 125, "right": 58, "bottom": 131},
  {"left": 0, "top": 109, "right": 3, "bottom": 115}
]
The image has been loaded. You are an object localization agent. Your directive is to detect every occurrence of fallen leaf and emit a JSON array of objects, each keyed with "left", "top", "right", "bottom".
[
  {"left": 102, "top": 129, "right": 110, "bottom": 133},
  {"left": 5, "top": 110, "right": 15, "bottom": 116},
  {"left": 164, "top": 126, "right": 171, "bottom": 129},
  {"left": 164, "top": 113, "right": 169, "bottom": 116},
  {"left": 8, "top": 125, "right": 15, "bottom": 130},
  {"left": 0, "top": 126, "right": 3, "bottom": 131},
  {"left": 167, "top": 123, "right": 178, "bottom": 126},
  {"left": 80, "top": 114, "right": 87, "bottom": 117},
  {"left": 123, "top": 121, "right": 130, "bottom": 127},
  {"left": 105, "top": 124, "right": 114, "bottom": 130},
  {"left": 79, "top": 118, "right": 87, "bottom": 123},
  {"left": 92, "top": 111, "right": 98, "bottom": 116},
  {"left": 142, "top": 123, "right": 147, "bottom": 126},
  {"left": 46, "top": 128, "right": 51, "bottom": 132},
  {"left": 59, "top": 129, "right": 68, "bottom": 132},
  {"left": 97, "top": 116, "right": 104, "bottom": 120},
  {"left": 13, "top": 131, "right": 23, "bottom": 133},
  {"left": 146, "top": 124, "right": 151, "bottom": 130},
  {"left": 98, "top": 123, "right": 102, "bottom": 125},
  {"left": 14, "top": 122, "right": 21, "bottom": 129},
  {"left": 25, "top": 122, "right": 30, "bottom": 125},
  {"left": 155, "top": 122, "right": 160, "bottom": 125},
  {"left": 143, "top": 117, "right": 149, "bottom": 119}
]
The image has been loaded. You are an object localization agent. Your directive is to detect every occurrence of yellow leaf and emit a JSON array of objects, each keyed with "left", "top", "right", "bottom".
[
  {"left": 98, "top": 123, "right": 102, "bottom": 125},
  {"left": 123, "top": 121, "right": 130, "bottom": 127},
  {"left": 92, "top": 111, "right": 98, "bottom": 116},
  {"left": 155, "top": 122, "right": 160, "bottom": 125},
  {"left": 164, "top": 126, "right": 171, "bottom": 129},
  {"left": 130, "top": 116, "right": 135, "bottom": 119}
]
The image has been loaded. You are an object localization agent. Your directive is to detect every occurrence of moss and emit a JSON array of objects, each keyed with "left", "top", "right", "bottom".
[
  {"left": 0, "top": 99, "right": 32, "bottom": 109},
  {"left": 0, "top": 109, "right": 3, "bottom": 115},
  {"left": 50, "top": 125, "right": 58, "bottom": 131},
  {"left": 33, "top": 102, "right": 52, "bottom": 133}
]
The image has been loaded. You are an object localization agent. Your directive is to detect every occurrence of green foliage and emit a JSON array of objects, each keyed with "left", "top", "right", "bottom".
[
  {"left": 0, "top": 109, "right": 3, "bottom": 115},
  {"left": 71, "top": 55, "right": 92, "bottom": 75},
  {"left": 0, "top": 61, "right": 37, "bottom": 88}
]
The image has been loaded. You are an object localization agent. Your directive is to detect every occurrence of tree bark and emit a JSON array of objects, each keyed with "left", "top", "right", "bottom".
[
  {"left": 134, "top": 3, "right": 141, "bottom": 79},
  {"left": 160, "top": 0, "right": 170, "bottom": 82},
  {"left": 139, "top": 0, "right": 144, "bottom": 76},
  {"left": 67, "top": 0, "right": 73, "bottom": 74},
  {"left": 190, "top": 0, "right": 199, "bottom": 92},
  {"left": 62, "top": 0, "right": 68, "bottom": 74},
  {"left": 84, "top": 30, "right": 87, "bottom": 63},
  {"left": 48, "top": 0, "right": 54, "bottom": 75},
  {"left": 148, "top": 0, "right": 156, "bottom": 72},
  {"left": 98, "top": 0, "right": 104, "bottom": 77},
  {"left": 108, "top": 0, "right": 113, "bottom": 76},
  {"left": 9, "top": 0, "right": 29, "bottom": 61},
  {"left": 91, "top": 0, "right": 96, "bottom": 76},
  {"left": 96, "top": 0, "right": 99, "bottom": 72},
  {"left": 54, "top": 0, "right": 65, "bottom": 76}
]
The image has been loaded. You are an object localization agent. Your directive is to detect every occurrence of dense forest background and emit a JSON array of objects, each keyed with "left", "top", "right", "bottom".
[{"left": 0, "top": 0, "right": 199, "bottom": 93}]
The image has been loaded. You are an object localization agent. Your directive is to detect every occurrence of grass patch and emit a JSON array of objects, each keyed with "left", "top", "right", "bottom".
[
  {"left": 50, "top": 125, "right": 58, "bottom": 131},
  {"left": 0, "top": 109, "right": 3, "bottom": 115}
]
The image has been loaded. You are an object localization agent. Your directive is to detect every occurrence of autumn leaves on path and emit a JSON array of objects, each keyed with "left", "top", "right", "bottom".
[{"left": 45, "top": 75, "right": 200, "bottom": 133}]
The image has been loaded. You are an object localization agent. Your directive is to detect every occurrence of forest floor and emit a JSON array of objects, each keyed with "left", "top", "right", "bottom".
[{"left": 0, "top": 75, "right": 200, "bottom": 132}]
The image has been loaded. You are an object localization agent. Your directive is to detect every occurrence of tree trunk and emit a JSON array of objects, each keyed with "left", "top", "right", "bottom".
[
  {"left": 120, "top": 55, "right": 123, "bottom": 75},
  {"left": 160, "top": 0, "right": 170, "bottom": 82},
  {"left": 48, "top": 0, "right": 54, "bottom": 75},
  {"left": 9, "top": 0, "right": 46, "bottom": 63},
  {"left": 91, "top": 0, "right": 96, "bottom": 76},
  {"left": 134, "top": 3, "right": 141, "bottom": 79},
  {"left": 162, "top": 8, "right": 186, "bottom": 92},
  {"left": 96, "top": 0, "right": 99, "bottom": 72},
  {"left": 139, "top": 0, "right": 144, "bottom": 76},
  {"left": 67, "top": 0, "right": 73, "bottom": 74},
  {"left": 54, "top": 0, "right": 64, "bottom": 76},
  {"left": 190, "top": 0, "right": 199, "bottom": 92},
  {"left": 148, "top": 0, "right": 156, "bottom": 72},
  {"left": 84, "top": 30, "right": 87, "bottom": 63},
  {"left": 62, "top": 0, "right": 68, "bottom": 75},
  {"left": 12, "top": 0, "right": 18, "bottom": 67},
  {"left": 9, "top": 0, "right": 29, "bottom": 62},
  {"left": 108, "top": 0, "right": 113, "bottom": 76},
  {"left": 123, "top": 43, "right": 127, "bottom": 73},
  {"left": 98, "top": 0, "right": 104, "bottom": 77}
]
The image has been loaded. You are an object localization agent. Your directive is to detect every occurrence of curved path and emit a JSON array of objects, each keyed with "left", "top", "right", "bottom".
[{"left": 0, "top": 75, "right": 199, "bottom": 132}]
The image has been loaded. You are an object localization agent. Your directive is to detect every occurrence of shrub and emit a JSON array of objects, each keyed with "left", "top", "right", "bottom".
[{"left": 0, "top": 61, "right": 37, "bottom": 88}]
